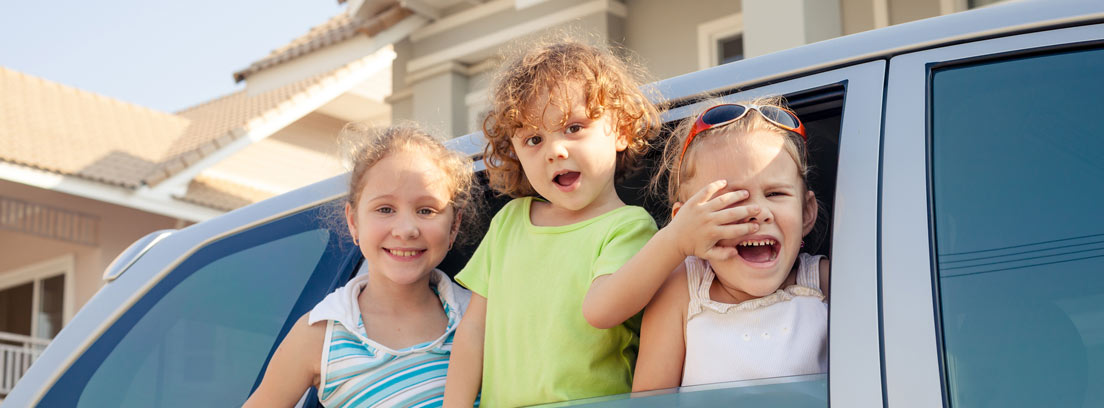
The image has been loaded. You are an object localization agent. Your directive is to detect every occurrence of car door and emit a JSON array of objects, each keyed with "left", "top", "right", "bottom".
[
  {"left": 882, "top": 22, "right": 1104, "bottom": 408},
  {"left": 543, "top": 59, "right": 886, "bottom": 407},
  {"left": 4, "top": 175, "right": 359, "bottom": 407}
]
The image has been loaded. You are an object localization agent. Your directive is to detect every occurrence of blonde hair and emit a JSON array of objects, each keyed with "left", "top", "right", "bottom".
[
  {"left": 652, "top": 96, "right": 811, "bottom": 207},
  {"left": 340, "top": 122, "right": 479, "bottom": 240},
  {"left": 481, "top": 38, "right": 662, "bottom": 197}
]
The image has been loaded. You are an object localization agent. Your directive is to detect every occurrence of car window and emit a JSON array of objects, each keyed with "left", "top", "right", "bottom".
[
  {"left": 536, "top": 374, "right": 827, "bottom": 407},
  {"left": 39, "top": 203, "right": 355, "bottom": 407},
  {"left": 931, "top": 46, "right": 1104, "bottom": 407}
]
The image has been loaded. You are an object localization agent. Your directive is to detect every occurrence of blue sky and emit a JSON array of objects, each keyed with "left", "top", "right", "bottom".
[{"left": 0, "top": 0, "right": 345, "bottom": 113}]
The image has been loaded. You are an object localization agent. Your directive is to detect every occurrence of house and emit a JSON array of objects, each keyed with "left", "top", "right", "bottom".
[{"left": 0, "top": 0, "right": 1000, "bottom": 396}]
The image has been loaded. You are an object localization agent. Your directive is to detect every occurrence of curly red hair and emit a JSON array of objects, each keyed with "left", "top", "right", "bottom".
[{"left": 481, "top": 39, "right": 661, "bottom": 197}]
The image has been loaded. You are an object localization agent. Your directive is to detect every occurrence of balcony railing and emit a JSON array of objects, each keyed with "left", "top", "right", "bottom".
[{"left": 0, "top": 331, "right": 50, "bottom": 397}]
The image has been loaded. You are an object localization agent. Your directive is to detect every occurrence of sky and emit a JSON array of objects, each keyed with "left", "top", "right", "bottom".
[{"left": 0, "top": 0, "right": 346, "bottom": 113}]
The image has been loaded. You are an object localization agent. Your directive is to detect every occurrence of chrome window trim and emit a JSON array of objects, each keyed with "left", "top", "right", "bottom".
[
  {"left": 881, "top": 22, "right": 1104, "bottom": 408},
  {"left": 664, "top": 61, "right": 886, "bottom": 407},
  {"left": 5, "top": 173, "right": 350, "bottom": 406}
]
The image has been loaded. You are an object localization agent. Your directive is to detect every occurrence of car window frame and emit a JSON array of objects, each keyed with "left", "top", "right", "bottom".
[
  {"left": 5, "top": 175, "right": 352, "bottom": 406},
  {"left": 881, "top": 22, "right": 1104, "bottom": 408},
  {"left": 658, "top": 60, "right": 886, "bottom": 407}
]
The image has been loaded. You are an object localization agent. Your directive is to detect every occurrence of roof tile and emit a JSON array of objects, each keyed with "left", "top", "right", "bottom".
[{"left": 232, "top": 3, "right": 410, "bottom": 82}]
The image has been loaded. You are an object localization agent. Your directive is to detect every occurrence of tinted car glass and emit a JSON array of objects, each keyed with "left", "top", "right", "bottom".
[
  {"left": 40, "top": 203, "right": 354, "bottom": 407},
  {"left": 537, "top": 375, "right": 827, "bottom": 407},
  {"left": 931, "top": 47, "right": 1104, "bottom": 407}
]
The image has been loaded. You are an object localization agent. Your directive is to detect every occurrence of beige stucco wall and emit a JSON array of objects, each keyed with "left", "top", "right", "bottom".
[
  {"left": 889, "top": 0, "right": 941, "bottom": 25},
  {"left": 623, "top": 0, "right": 741, "bottom": 80},
  {"left": 201, "top": 112, "right": 348, "bottom": 195},
  {"left": 0, "top": 180, "right": 179, "bottom": 316},
  {"left": 387, "top": 0, "right": 961, "bottom": 135},
  {"left": 841, "top": 0, "right": 878, "bottom": 35}
]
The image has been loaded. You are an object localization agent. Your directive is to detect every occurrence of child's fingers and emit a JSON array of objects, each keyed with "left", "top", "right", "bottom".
[
  {"left": 706, "top": 190, "right": 750, "bottom": 211},
  {"left": 703, "top": 246, "right": 739, "bottom": 261},
  {"left": 688, "top": 180, "right": 728, "bottom": 205},
  {"left": 716, "top": 222, "right": 760, "bottom": 240},
  {"left": 714, "top": 203, "right": 760, "bottom": 223}
]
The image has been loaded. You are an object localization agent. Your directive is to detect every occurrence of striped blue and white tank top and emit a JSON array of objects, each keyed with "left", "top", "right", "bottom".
[{"left": 309, "top": 269, "right": 472, "bottom": 408}]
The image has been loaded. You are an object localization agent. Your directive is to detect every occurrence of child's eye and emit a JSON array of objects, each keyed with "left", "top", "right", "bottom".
[
  {"left": 565, "top": 124, "right": 583, "bottom": 134},
  {"left": 375, "top": 206, "right": 394, "bottom": 214},
  {"left": 417, "top": 208, "right": 438, "bottom": 216},
  {"left": 766, "top": 191, "right": 788, "bottom": 198},
  {"left": 524, "top": 135, "right": 542, "bottom": 146}
]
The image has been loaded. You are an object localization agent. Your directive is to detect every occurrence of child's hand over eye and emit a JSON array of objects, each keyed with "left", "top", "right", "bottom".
[{"left": 670, "top": 180, "right": 761, "bottom": 262}]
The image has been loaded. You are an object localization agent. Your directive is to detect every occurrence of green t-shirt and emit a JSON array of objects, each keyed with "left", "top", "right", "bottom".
[{"left": 456, "top": 197, "right": 658, "bottom": 407}]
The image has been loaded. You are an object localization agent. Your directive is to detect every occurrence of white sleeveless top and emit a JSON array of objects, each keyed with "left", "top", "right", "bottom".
[{"left": 681, "top": 253, "right": 828, "bottom": 386}]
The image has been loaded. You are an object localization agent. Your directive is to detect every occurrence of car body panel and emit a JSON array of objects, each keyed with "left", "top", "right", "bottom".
[
  {"left": 7, "top": 1, "right": 1104, "bottom": 406},
  {"left": 881, "top": 21, "right": 1104, "bottom": 408}
]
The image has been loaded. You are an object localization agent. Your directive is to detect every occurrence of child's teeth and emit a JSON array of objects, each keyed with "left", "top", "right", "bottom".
[{"left": 740, "top": 239, "right": 776, "bottom": 247}]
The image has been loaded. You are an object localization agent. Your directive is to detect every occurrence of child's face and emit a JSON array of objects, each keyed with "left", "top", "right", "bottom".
[
  {"left": 680, "top": 130, "right": 816, "bottom": 299},
  {"left": 511, "top": 81, "right": 629, "bottom": 217},
  {"left": 345, "top": 148, "right": 458, "bottom": 285}
]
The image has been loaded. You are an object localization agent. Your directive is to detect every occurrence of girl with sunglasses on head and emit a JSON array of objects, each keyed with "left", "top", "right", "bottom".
[{"left": 630, "top": 97, "right": 828, "bottom": 391}]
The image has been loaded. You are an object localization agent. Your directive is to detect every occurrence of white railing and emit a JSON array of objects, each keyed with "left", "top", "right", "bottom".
[{"left": 0, "top": 331, "right": 50, "bottom": 396}]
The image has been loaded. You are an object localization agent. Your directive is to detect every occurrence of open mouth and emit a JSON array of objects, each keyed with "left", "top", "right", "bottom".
[
  {"left": 735, "top": 238, "right": 779, "bottom": 263},
  {"left": 553, "top": 171, "right": 581, "bottom": 187},
  {"left": 386, "top": 248, "right": 425, "bottom": 258}
]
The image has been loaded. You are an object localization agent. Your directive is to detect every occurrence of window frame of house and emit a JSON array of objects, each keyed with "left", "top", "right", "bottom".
[
  {"left": 698, "top": 13, "right": 743, "bottom": 70},
  {"left": 0, "top": 254, "right": 75, "bottom": 341}
]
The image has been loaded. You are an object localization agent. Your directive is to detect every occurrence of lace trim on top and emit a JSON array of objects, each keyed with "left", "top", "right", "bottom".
[{"left": 687, "top": 253, "right": 825, "bottom": 317}]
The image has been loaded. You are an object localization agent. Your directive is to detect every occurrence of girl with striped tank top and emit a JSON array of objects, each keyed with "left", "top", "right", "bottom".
[
  {"left": 631, "top": 98, "right": 829, "bottom": 390},
  {"left": 244, "top": 124, "right": 480, "bottom": 408}
]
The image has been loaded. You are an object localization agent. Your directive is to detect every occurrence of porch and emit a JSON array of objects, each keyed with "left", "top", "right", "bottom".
[{"left": 0, "top": 331, "right": 49, "bottom": 399}]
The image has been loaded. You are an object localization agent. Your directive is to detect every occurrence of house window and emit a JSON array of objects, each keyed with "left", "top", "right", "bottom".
[
  {"left": 698, "top": 13, "right": 743, "bottom": 69},
  {"left": 0, "top": 256, "right": 73, "bottom": 343},
  {"left": 967, "top": 0, "right": 1004, "bottom": 8},
  {"left": 718, "top": 34, "right": 744, "bottom": 65}
]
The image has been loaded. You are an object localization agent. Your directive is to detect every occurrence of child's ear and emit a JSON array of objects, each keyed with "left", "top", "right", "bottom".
[
  {"left": 615, "top": 133, "right": 630, "bottom": 152},
  {"left": 802, "top": 190, "right": 818, "bottom": 236},
  {"left": 613, "top": 121, "right": 630, "bottom": 152},
  {"left": 345, "top": 202, "right": 359, "bottom": 243},
  {"left": 449, "top": 209, "right": 463, "bottom": 247},
  {"left": 671, "top": 201, "right": 683, "bottom": 218}
]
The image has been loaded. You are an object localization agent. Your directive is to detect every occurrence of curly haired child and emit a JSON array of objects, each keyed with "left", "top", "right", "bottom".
[{"left": 443, "top": 39, "right": 665, "bottom": 407}]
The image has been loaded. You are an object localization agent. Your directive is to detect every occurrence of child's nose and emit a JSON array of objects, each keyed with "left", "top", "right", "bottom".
[
  {"left": 546, "top": 138, "right": 569, "bottom": 162},
  {"left": 742, "top": 198, "right": 772, "bottom": 224},
  {"left": 393, "top": 215, "right": 420, "bottom": 240}
]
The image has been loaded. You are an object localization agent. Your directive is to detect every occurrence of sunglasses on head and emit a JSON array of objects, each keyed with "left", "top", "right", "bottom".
[{"left": 675, "top": 103, "right": 807, "bottom": 191}]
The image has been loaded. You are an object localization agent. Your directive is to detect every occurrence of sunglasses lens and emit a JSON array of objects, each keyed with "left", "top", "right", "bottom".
[
  {"left": 759, "top": 106, "right": 800, "bottom": 130},
  {"left": 701, "top": 104, "right": 747, "bottom": 125}
]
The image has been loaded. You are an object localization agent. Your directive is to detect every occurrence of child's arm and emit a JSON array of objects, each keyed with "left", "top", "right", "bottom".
[
  {"left": 242, "top": 314, "right": 324, "bottom": 407},
  {"left": 443, "top": 293, "right": 486, "bottom": 407},
  {"left": 583, "top": 180, "right": 760, "bottom": 329},
  {"left": 633, "top": 266, "right": 690, "bottom": 391}
]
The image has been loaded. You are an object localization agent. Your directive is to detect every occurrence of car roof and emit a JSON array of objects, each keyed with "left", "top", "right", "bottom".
[{"left": 446, "top": 0, "right": 1104, "bottom": 157}]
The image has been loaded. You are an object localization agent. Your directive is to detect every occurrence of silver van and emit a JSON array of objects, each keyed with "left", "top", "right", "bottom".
[{"left": 6, "top": 0, "right": 1103, "bottom": 406}]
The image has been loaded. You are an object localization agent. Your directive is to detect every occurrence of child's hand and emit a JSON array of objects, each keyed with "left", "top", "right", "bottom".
[{"left": 669, "top": 180, "right": 760, "bottom": 261}]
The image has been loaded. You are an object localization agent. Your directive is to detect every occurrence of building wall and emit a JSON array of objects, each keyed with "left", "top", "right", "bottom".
[
  {"left": 889, "top": 0, "right": 943, "bottom": 25},
  {"left": 200, "top": 112, "right": 348, "bottom": 196},
  {"left": 0, "top": 180, "right": 179, "bottom": 316},
  {"left": 387, "top": 0, "right": 969, "bottom": 136},
  {"left": 623, "top": 0, "right": 741, "bottom": 80}
]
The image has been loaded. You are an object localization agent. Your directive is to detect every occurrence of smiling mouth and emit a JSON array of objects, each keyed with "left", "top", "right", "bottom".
[
  {"left": 735, "top": 239, "right": 779, "bottom": 263},
  {"left": 386, "top": 248, "right": 424, "bottom": 257},
  {"left": 553, "top": 171, "right": 581, "bottom": 187}
]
